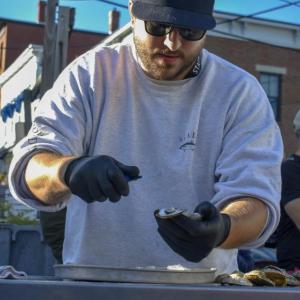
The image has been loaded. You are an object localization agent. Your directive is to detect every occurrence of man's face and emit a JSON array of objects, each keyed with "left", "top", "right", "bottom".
[{"left": 131, "top": 17, "right": 206, "bottom": 81}]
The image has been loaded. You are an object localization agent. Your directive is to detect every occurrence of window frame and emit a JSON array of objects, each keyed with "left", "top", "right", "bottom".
[{"left": 259, "top": 72, "right": 282, "bottom": 122}]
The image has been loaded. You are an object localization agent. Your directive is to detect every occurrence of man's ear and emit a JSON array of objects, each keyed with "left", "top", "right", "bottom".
[{"left": 128, "top": 0, "right": 135, "bottom": 27}]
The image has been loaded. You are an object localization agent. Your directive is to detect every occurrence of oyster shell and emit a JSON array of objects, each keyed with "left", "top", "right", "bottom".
[
  {"left": 217, "top": 265, "right": 300, "bottom": 287},
  {"left": 244, "top": 270, "right": 275, "bottom": 286},
  {"left": 263, "top": 266, "right": 300, "bottom": 286},
  {"left": 261, "top": 266, "right": 287, "bottom": 286},
  {"left": 215, "top": 271, "right": 253, "bottom": 286}
]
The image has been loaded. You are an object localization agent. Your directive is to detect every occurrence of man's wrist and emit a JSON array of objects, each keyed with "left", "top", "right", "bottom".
[
  {"left": 58, "top": 156, "right": 78, "bottom": 188},
  {"left": 63, "top": 156, "right": 92, "bottom": 187},
  {"left": 217, "top": 213, "right": 231, "bottom": 247}
]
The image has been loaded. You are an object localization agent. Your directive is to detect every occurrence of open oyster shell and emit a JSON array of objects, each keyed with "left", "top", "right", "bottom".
[
  {"left": 244, "top": 270, "right": 275, "bottom": 286},
  {"left": 263, "top": 266, "right": 300, "bottom": 286},
  {"left": 215, "top": 271, "right": 253, "bottom": 286}
]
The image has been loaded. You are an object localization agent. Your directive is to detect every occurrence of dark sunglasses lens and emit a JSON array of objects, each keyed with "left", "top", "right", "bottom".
[
  {"left": 145, "top": 21, "right": 170, "bottom": 36},
  {"left": 145, "top": 21, "right": 206, "bottom": 41},
  {"left": 179, "top": 28, "right": 206, "bottom": 41}
]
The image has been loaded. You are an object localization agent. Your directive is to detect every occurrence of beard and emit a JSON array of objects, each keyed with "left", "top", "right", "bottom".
[{"left": 133, "top": 35, "right": 199, "bottom": 81}]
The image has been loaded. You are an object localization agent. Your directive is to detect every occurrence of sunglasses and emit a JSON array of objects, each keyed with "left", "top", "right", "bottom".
[{"left": 144, "top": 21, "right": 206, "bottom": 41}]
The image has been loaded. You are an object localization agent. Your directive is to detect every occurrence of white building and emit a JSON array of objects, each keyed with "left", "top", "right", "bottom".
[
  {"left": 0, "top": 44, "right": 43, "bottom": 219},
  {"left": 0, "top": 44, "right": 43, "bottom": 151}
]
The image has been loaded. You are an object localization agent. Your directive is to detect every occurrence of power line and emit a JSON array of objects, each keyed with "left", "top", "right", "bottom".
[
  {"left": 1, "top": 1, "right": 300, "bottom": 52},
  {"left": 63, "top": 0, "right": 300, "bottom": 16},
  {"left": 62, "top": 0, "right": 128, "bottom": 9},
  {"left": 217, "top": 0, "right": 300, "bottom": 25},
  {"left": 280, "top": 0, "right": 300, "bottom": 8},
  {"left": 63, "top": 0, "right": 300, "bottom": 26}
]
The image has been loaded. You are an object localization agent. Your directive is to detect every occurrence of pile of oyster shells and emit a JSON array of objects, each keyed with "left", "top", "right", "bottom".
[{"left": 215, "top": 265, "right": 300, "bottom": 287}]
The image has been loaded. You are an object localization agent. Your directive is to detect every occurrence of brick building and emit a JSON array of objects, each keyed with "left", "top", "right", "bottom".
[
  {"left": 0, "top": 17, "right": 107, "bottom": 75},
  {"left": 1, "top": 12, "right": 300, "bottom": 157}
]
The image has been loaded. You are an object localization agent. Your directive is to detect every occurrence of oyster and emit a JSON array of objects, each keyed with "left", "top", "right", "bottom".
[
  {"left": 261, "top": 266, "right": 287, "bottom": 286},
  {"left": 244, "top": 270, "right": 275, "bottom": 286},
  {"left": 216, "top": 266, "right": 300, "bottom": 287},
  {"left": 262, "top": 266, "right": 300, "bottom": 286},
  {"left": 215, "top": 271, "right": 253, "bottom": 286},
  {"left": 155, "top": 208, "right": 186, "bottom": 219}
]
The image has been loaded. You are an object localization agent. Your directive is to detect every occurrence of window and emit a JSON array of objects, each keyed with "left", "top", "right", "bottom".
[{"left": 259, "top": 73, "right": 281, "bottom": 121}]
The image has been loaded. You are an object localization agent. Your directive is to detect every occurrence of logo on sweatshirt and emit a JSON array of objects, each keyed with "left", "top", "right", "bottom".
[
  {"left": 179, "top": 131, "right": 196, "bottom": 151},
  {"left": 27, "top": 122, "right": 49, "bottom": 145},
  {"left": 31, "top": 121, "right": 48, "bottom": 137}
]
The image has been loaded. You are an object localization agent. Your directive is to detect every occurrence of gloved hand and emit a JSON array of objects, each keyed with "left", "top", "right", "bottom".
[
  {"left": 154, "top": 201, "right": 231, "bottom": 262},
  {"left": 64, "top": 155, "right": 140, "bottom": 203}
]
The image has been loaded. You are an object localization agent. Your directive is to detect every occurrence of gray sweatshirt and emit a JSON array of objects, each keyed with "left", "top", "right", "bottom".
[{"left": 8, "top": 39, "right": 283, "bottom": 275}]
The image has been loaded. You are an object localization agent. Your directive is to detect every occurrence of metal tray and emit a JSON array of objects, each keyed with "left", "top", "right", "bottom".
[{"left": 54, "top": 264, "right": 216, "bottom": 284}]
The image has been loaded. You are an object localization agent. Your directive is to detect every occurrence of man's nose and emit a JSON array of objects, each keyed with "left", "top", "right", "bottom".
[{"left": 163, "top": 29, "right": 182, "bottom": 51}]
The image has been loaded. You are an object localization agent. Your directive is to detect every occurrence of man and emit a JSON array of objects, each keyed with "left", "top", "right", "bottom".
[
  {"left": 276, "top": 111, "right": 300, "bottom": 272},
  {"left": 8, "top": 0, "right": 283, "bottom": 275}
]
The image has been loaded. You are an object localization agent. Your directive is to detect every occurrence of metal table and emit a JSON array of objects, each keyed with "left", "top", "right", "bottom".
[{"left": 1, "top": 278, "right": 300, "bottom": 300}]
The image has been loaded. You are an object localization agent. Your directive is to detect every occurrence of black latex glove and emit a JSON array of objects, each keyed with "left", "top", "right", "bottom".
[
  {"left": 154, "top": 201, "right": 231, "bottom": 262},
  {"left": 64, "top": 155, "right": 140, "bottom": 203}
]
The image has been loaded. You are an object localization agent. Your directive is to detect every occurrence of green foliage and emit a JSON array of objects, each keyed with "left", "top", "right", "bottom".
[
  {"left": 0, "top": 200, "right": 11, "bottom": 213},
  {"left": 6, "top": 212, "right": 38, "bottom": 225},
  {"left": 0, "top": 200, "right": 38, "bottom": 225},
  {"left": 0, "top": 173, "right": 6, "bottom": 184}
]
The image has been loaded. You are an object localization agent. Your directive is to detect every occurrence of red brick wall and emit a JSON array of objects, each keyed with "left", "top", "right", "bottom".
[
  {"left": 6, "top": 23, "right": 44, "bottom": 68},
  {"left": 2, "top": 21, "right": 107, "bottom": 70},
  {"left": 68, "top": 30, "right": 107, "bottom": 62},
  {"left": 206, "top": 35, "right": 300, "bottom": 156}
]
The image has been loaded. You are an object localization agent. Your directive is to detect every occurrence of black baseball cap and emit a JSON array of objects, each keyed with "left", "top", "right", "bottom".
[{"left": 132, "top": 0, "right": 216, "bottom": 30}]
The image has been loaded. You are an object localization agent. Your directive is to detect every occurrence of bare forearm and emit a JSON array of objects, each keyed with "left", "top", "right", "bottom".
[
  {"left": 25, "top": 151, "right": 76, "bottom": 205},
  {"left": 220, "top": 197, "right": 268, "bottom": 249}
]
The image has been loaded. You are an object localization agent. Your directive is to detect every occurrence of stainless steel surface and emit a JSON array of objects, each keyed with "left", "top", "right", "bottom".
[
  {"left": 54, "top": 264, "right": 216, "bottom": 284},
  {"left": 2, "top": 278, "right": 300, "bottom": 300}
]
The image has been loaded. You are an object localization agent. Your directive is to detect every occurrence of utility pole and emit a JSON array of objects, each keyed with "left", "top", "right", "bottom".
[
  {"left": 41, "top": 1, "right": 75, "bottom": 95},
  {"left": 41, "top": 0, "right": 58, "bottom": 95},
  {"left": 54, "top": 6, "right": 75, "bottom": 78}
]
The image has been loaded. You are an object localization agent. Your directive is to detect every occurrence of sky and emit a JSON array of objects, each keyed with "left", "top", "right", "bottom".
[{"left": 0, "top": 0, "right": 300, "bottom": 34}]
